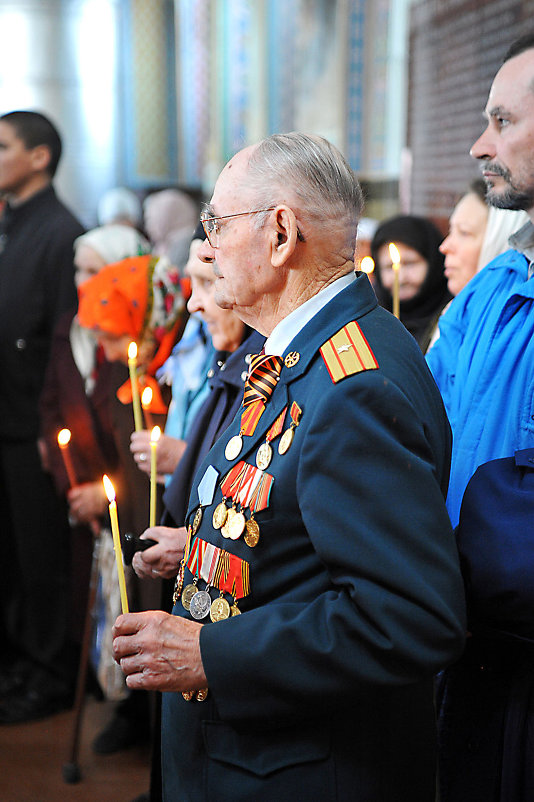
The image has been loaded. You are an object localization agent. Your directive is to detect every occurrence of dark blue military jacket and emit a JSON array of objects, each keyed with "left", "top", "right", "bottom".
[{"left": 162, "top": 273, "right": 466, "bottom": 802}]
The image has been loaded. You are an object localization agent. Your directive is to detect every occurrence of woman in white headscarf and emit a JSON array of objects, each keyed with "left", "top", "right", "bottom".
[{"left": 427, "top": 182, "right": 529, "bottom": 349}]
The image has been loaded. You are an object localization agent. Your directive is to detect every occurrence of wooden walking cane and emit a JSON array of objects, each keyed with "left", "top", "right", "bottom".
[{"left": 62, "top": 519, "right": 101, "bottom": 784}]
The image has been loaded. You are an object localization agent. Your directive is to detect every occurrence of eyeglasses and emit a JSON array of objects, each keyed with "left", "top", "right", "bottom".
[{"left": 201, "top": 207, "right": 276, "bottom": 248}]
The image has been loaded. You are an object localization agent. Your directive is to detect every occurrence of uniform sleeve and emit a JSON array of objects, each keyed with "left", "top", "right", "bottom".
[{"left": 200, "top": 370, "right": 466, "bottom": 726}]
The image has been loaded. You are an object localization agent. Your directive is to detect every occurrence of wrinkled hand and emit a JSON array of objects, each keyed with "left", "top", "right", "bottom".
[
  {"left": 112, "top": 610, "right": 206, "bottom": 692},
  {"left": 132, "top": 526, "right": 187, "bottom": 580},
  {"left": 68, "top": 482, "right": 107, "bottom": 523},
  {"left": 130, "top": 430, "right": 187, "bottom": 478}
]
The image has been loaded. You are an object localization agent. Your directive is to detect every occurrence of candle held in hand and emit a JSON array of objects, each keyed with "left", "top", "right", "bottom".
[
  {"left": 57, "top": 428, "right": 77, "bottom": 488},
  {"left": 150, "top": 426, "right": 161, "bottom": 527},
  {"left": 102, "top": 474, "right": 129, "bottom": 614},
  {"left": 141, "top": 385, "right": 154, "bottom": 431},
  {"left": 128, "top": 341, "right": 143, "bottom": 432}
]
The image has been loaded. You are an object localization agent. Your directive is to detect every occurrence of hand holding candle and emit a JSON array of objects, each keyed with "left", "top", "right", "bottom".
[
  {"left": 57, "top": 428, "right": 77, "bottom": 488},
  {"left": 102, "top": 474, "right": 129, "bottom": 614},
  {"left": 150, "top": 426, "right": 161, "bottom": 527},
  {"left": 141, "top": 386, "right": 154, "bottom": 431},
  {"left": 128, "top": 341, "right": 143, "bottom": 432},
  {"left": 388, "top": 243, "right": 401, "bottom": 319}
]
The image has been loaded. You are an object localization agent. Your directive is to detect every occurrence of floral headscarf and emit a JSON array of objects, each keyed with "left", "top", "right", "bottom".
[{"left": 77, "top": 254, "right": 185, "bottom": 412}]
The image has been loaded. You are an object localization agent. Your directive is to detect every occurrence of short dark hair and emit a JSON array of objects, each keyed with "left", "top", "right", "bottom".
[
  {"left": 0, "top": 110, "right": 62, "bottom": 178},
  {"left": 503, "top": 33, "right": 534, "bottom": 64}
]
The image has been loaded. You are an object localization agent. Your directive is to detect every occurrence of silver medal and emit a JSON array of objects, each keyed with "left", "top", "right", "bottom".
[{"left": 189, "top": 589, "right": 212, "bottom": 620}]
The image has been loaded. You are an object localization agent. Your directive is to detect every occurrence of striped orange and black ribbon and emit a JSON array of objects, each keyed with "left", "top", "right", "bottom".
[{"left": 243, "top": 354, "right": 284, "bottom": 407}]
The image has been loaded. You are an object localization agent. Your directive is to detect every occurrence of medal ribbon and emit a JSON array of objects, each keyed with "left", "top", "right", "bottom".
[
  {"left": 199, "top": 542, "right": 220, "bottom": 584},
  {"left": 239, "top": 399, "right": 266, "bottom": 437},
  {"left": 235, "top": 463, "right": 262, "bottom": 508},
  {"left": 289, "top": 401, "right": 302, "bottom": 426},
  {"left": 220, "top": 461, "right": 247, "bottom": 499},
  {"left": 265, "top": 406, "right": 287, "bottom": 443},
  {"left": 218, "top": 550, "right": 250, "bottom": 599},
  {"left": 249, "top": 471, "right": 274, "bottom": 514},
  {"left": 190, "top": 540, "right": 250, "bottom": 600},
  {"left": 243, "top": 355, "right": 284, "bottom": 406},
  {"left": 186, "top": 537, "right": 203, "bottom": 577}
]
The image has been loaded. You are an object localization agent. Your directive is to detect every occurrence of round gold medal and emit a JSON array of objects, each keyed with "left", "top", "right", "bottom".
[
  {"left": 230, "top": 603, "right": 241, "bottom": 616},
  {"left": 224, "top": 434, "right": 243, "bottom": 461},
  {"left": 256, "top": 442, "right": 273, "bottom": 470},
  {"left": 212, "top": 501, "right": 228, "bottom": 530},
  {"left": 278, "top": 427, "right": 294, "bottom": 455},
  {"left": 220, "top": 507, "right": 236, "bottom": 539},
  {"left": 182, "top": 690, "right": 194, "bottom": 701},
  {"left": 181, "top": 583, "right": 197, "bottom": 611},
  {"left": 227, "top": 510, "right": 246, "bottom": 540},
  {"left": 244, "top": 517, "right": 260, "bottom": 548},
  {"left": 191, "top": 507, "right": 203, "bottom": 534},
  {"left": 196, "top": 688, "right": 209, "bottom": 702},
  {"left": 210, "top": 595, "right": 231, "bottom": 622}
]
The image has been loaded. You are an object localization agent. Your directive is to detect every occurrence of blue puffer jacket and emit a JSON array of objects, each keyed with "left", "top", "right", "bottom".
[{"left": 427, "top": 247, "right": 534, "bottom": 527}]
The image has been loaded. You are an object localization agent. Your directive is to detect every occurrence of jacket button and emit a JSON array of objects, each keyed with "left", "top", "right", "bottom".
[{"left": 15, "top": 338, "right": 26, "bottom": 350}]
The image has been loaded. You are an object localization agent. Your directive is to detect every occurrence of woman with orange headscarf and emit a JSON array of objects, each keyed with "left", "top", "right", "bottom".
[
  {"left": 77, "top": 253, "right": 185, "bottom": 756},
  {"left": 78, "top": 253, "right": 185, "bottom": 416}
]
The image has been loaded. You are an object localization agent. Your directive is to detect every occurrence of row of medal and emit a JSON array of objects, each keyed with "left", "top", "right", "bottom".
[
  {"left": 176, "top": 534, "right": 250, "bottom": 622},
  {"left": 174, "top": 534, "right": 250, "bottom": 703},
  {"left": 224, "top": 400, "right": 302, "bottom": 467}
]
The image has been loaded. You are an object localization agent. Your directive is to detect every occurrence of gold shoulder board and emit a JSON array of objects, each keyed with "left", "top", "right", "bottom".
[{"left": 320, "top": 321, "right": 378, "bottom": 383}]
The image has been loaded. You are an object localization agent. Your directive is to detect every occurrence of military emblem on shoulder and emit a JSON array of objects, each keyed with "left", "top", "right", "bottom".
[{"left": 320, "top": 321, "right": 378, "bottom": 383}]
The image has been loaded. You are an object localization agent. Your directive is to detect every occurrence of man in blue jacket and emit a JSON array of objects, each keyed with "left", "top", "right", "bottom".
[
  {"left": 113, "top": 132, "right": 465, "bottom": 801},
  {"left": 427, "top": 33, "right": 534, "bottom": 527}
]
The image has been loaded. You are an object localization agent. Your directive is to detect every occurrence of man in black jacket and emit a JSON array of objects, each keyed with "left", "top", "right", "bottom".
[{"left": 0, "top": 110, "right": 84, "bottom": 723}]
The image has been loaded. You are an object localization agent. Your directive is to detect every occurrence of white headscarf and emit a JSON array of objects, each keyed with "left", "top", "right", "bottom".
[
  {"left": 74, "top": 224, "right": 150, "bottom": 265},
  {"left": 477, "top": 206, "right": 530, "bottom": 271}
]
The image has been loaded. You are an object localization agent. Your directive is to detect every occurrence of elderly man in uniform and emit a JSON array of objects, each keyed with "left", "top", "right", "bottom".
[{"left": 113, "top": 132, "right": 465, "bottom": 802}]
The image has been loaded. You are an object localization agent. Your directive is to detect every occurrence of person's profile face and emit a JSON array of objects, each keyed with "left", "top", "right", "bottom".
[
  {"left": 196, "top": 147, "right": 271, "bottom": 322},
  {"left": 471, "top": 49, "right": 534, "bottom": 214},
  {"left": 440, "top": 193, "right": 488, "bottom": 296},
  {"left": 74, "top": 244, "right": 107, "bottom": 288},
  {"left": 186, "top": 240, "right": 245, "bottom": 352},
  {"left": 0, "top": 121, "right": 37, "bottom": 197}
]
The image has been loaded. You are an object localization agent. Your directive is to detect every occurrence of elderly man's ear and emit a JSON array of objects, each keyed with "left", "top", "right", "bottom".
[{"left": 270, "top": 207, "right": 300, "bottom": 267}]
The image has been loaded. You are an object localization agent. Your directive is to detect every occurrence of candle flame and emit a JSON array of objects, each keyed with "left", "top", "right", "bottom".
[
  {"left": 150, "top": 425, "right": 161, "bottom": 444},
  {"left": 57, "top": 428, "right": 71, "bottom": 447},
  {"left": 128, "top": 341, "right": 137, "bottom": 360},
  {"left": 360, "top": 256, "right": 375, "bottom": 274},
  {"left": 102, "top": 474, "right": 115, "bottom": 503},
  {"left": 388, "top": 243, "right": 400, "bottom": 265},
  {"left": 141, "top": 386, "right": 153, "bottom": 408}
]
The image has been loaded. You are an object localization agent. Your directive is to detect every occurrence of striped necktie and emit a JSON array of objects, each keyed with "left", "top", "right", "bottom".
[{"left": 243, "top": 354, "right": 284, "bottom": 407}]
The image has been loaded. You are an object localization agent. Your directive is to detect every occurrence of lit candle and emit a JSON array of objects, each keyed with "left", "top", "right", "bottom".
[
  {"left": 388, "top": 243, "right": 401, "bottom": 319},
  {"left": 102, "top": 474, "right": 129, "bottom": 614},
  {"left": 57, "top": 428, "right": 77, "bottom": 488},
  {"left": 360, "top": 256, "right": 375, "bottom": 275},
  {"left": 150, "top": 426, "right": 161, "bottom": 527},
  {"left": 127, "top": 341, "right": 143, "bottom": 433},
  {"left": 141, "top": 386, "right": 154, "bottom": 431}
]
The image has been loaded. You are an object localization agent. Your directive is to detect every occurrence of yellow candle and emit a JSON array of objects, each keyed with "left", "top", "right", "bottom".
[
  {"left": 102, "top": 474, "right": 129, "bottom": 614},
  {"left": 127, "top": 341, "right": 143, "bottom": 432},
  {"left": 388, "top": 243, "right": 401, "bottom": 319},
  {"left": 141, "top": 386, "right": 154, "bottom": 431},
  {"left": 150, "top": 426, "right": 161, "bottom": 527},
  {"left": 57, "top": 428, "right": 77, "bottom": 488}
]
